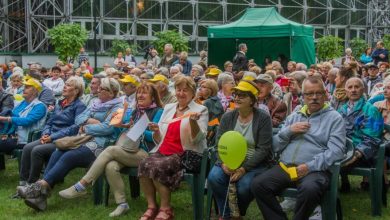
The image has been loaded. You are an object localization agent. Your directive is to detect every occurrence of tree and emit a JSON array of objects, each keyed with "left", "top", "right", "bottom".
[
  {"left": 316, "top": 35, "right": 344, "bottom": 61},
  {"left": 350, "top": 37, "right": 368, "bottom": 58},
  {"left": 109, "top": 39, "right": 138, "bottom": 58},
  {"left": 48, "top": 23, "right": 88, "bottom": 62},
  {"left": 152, "top": 30, "right": 189, "bottom": 55},
  {"left": 383, "top": 34, "right": 390, "bottom": 50}
]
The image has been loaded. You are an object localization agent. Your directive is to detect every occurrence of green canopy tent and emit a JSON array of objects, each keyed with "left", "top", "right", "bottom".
[{"left": 207, "top": 7, "right": 315, "bottom": 69}]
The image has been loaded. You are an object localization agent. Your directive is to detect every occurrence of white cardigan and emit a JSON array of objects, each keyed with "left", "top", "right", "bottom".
[{"left": 150, "top": 100, "right": 208, "bottom": 154}]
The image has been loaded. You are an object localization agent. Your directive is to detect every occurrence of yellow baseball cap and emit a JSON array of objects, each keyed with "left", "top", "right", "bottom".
[
  {"left": 24, "top": 75, "right": 32, "bottom": 82},
  {"left": 83, "top": 72, "right": 93, "bottom": 80},
  {"left": 206, "top": 68, "right": 222, "bottom": 76},
  {"left": 149, "top": 74, "right": 169, "bottom": 85},
  {"left": 119, "top": 75, "right": 140, "bottom": 86},
  {"left": 233, "top": 80, "right": 259, "bottom": 97},
  {"left": 23, "top": 78, "right": 42, "bottom": 92}
]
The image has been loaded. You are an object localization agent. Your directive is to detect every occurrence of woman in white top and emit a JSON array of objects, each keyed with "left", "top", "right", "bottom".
[{"left": 42, "top": 66, "right": 65, "bottom": 97}]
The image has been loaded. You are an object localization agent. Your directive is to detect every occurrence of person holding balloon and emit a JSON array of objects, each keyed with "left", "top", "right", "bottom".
[
  {"left": 138, "top": 76, "right": 208, "bottom": 220},
  {"left": 208, "top": 79, "right": 273, "bottom": 219}
]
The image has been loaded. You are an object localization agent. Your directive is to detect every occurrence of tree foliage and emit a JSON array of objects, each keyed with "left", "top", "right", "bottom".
[
  {"left": 316, "top": 35, "right": 344, "bottom": 61},
  {"left": 48, "top": 23, "right": 88, "bottom": 62},
  {"left": 383, "top": 35, "right": 390, "bottom": 51},
  {"left": 152, "top": 30, "right": 189, "bottom": 55},
  {"left": 109, "top": 39, "right": 138, "bottom": 58},
  {"left": 350, "top": 37, "right": 368, "bottom": 58}
]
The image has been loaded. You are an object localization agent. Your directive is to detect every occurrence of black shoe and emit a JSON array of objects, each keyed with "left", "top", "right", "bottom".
[
  {"left": 360, "top": 181, "right": 369, "bottom": 191},
  {"left": 24, "top": 196, "right": 47, "bottom": 211}
]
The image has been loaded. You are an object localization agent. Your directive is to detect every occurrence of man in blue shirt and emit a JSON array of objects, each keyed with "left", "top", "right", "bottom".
[
  {"left": 173, "top": 52, "right": 192, "bottom": 76},
  {"left": 372, "top": 41, "right": 389, "bottom": 65}
]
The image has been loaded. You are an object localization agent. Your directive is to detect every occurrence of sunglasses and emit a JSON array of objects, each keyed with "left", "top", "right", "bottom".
[{"left": 233, "top": 92, "right": 249, "bottom": 99}]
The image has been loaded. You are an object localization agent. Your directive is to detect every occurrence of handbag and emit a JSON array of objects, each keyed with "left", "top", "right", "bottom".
[
  {"left": 180, "top": 150, "right": 203, "bottom": 173},
  {"left": 55, "top": 105, "right": 116, "bottom": 150},
  {"left": 116, "top": 132, "right": 141, "bottom": 153},
  {"left": 54, "top": 134, "right": 93, "bottom": 150}
]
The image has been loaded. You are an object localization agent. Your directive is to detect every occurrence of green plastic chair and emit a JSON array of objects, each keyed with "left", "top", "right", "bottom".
[
  {"left": 92, "top": 139, "right": 116, "bottom": 205},
  {"left": 347, "top": 142, "right": 386, "bottom": 216},
  {"left": 205, "top": 139, "right": 351, "bottom": 220},
  {"left": 281, "top": 162, "right": 341, "bottom": 220},
  {"left": 94, "top": 148, "right": 209, "bottom": 220}
]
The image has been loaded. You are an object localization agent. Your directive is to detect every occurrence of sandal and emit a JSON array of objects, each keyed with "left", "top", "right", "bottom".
[
  {"left": 155, "top": 207, "right": 174, "bottom": 220},
  {"left": 139, "top": 207, "right": 158, "bottom": 220}
]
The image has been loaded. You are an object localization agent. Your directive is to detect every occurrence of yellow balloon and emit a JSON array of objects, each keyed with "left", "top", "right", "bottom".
[{"left": 218, "top": 131, "right": 247, "bottom": 170}]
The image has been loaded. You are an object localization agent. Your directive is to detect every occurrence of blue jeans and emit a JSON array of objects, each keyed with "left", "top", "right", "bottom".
[
  {"left": 43, "top": 146, "right": 96, "bottom": 187},
  {"left": 208, "top": 164, "right": 268, "bottom": 218}
]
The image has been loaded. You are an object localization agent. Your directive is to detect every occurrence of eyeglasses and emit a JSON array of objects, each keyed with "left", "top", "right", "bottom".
[{"left": 303, "top": 92, "right": 325, "bottom": 98}]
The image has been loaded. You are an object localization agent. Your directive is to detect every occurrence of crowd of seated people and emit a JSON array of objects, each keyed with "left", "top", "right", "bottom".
[{"left": 0, "top": 41, "right": 389, "bottom": 220}]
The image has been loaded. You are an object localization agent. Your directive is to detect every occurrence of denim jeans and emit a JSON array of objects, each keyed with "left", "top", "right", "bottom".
[
  {"left": 43, "top": 146, "right": 96, "bottom": 187},
  {"left": 207, "top": 164, "right": 268, "bottom": 218}
]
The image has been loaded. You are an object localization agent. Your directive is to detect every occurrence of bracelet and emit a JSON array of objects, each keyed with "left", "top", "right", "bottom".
[{"left": 7, "top": 117, "right": 11, "bottom": 123}]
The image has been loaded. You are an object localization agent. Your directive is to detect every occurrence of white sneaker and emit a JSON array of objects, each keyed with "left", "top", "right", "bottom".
[
  {"left": 309, "top": 206, "right": 322, "bottom": 220},
  {"left": 109, "top": 204, "right": 129, "bottom": 217},
  {"left": 280, "top": 197, "right": 296, "bottom": 212},
  {"left": 58, "top": 186, "right": 87, "bottom": 199}
]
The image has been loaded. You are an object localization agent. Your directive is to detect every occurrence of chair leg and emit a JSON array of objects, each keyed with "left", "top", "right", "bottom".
[
  {"left": 0, "top": 154, "right": 5, "bottom": 170},
  {"left": 382, "top": 174, "right": 387, "bottom": 207},
  {"left": 190, "top": 175, "right": 201, "bottom": 220},
  {"left": 104, "top": 179, "right": 110, "bottom": 206},
  {"left": 129, "top": 175, "right": 140, "bottom": 199},
  {"left": 93, "top": 176, "right": 104, "bottom": 205},
  {"left": 370, "top": 173, "right": 382, "bottom": 216},
  {"left": 205, "top": 187, "right": 213, "bottom": 220},
  {"left": 336, "top": 197, "right": 343, "bottom": 220}
]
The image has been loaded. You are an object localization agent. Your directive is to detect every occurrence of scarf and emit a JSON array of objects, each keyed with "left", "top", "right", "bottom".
[
  {"left": 218, "top": 91, "right": 233, "bottom": 111},
  {"left": 133, "top": 102, "right": 157, "bottom": 122},
  {"left": 90, "top": 97, "right": 122, "bottom": 113},
  {"left": 333, "top": 88, "right": 348, "bottom": 101}
]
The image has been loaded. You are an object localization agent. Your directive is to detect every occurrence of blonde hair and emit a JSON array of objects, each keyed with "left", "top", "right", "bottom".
[
  {"left": 100, "top": 78, "right": 121, "bottom": 97},
  {"left": 200, "top": 79, "right": 218, "bottom": 97},
  {"left": 66, "top": 76, "right": 85, "bottom": 98}
]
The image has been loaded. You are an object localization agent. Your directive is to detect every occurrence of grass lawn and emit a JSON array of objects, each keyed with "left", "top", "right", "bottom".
[{"left": 1, "top": 157, "right": 390, "bottom": 220}]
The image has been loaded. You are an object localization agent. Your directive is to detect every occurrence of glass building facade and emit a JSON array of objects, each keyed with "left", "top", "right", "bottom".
[{"left": 0, "top": 0, "right": 389, "bottom": 53}]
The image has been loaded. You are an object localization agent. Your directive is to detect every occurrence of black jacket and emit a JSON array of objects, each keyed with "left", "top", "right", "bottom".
[{"left": 232, "top": 51, "right": 248, "bottom": 72}]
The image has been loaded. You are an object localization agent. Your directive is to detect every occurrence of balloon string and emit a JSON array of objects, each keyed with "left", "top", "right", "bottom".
[{"left": 222, "top": 174, "right": 232, "bottom": 218}]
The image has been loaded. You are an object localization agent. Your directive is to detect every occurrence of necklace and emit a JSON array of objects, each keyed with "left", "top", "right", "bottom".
[{"left": 177, "top": 105, "right": 189, "bottom": 112}]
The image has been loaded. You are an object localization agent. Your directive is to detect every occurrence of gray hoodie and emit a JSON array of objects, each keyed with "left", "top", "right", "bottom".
[{"left": 273, "top": 104, "right": 346, "bottom": 172}]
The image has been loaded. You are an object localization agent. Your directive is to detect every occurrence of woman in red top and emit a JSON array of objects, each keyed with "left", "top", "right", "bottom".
[{"left": 138, "top": 76, "right": 208, "bottom": 220}]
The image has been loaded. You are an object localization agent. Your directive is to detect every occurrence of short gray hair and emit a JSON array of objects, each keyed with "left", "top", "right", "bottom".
[
  {"left": 302, "top": 76, "right": 326, "bottom": 93},
  {"left": 296, "top": 63, "right": 307, "bottom": 71},
  {"left": 345, "top": 77, "right": 364, "bottom": 89},
  {"left": 100, "top": 78, "right": 121, "bottom": 97},
  {"left": 217, "top": 73, "right": 234, "bottom": 89},
  {"left": 328, "top": 68, "right": 339, "bottom": 76},
  {"left": 66, "top": 76, "right": 85, "bottom": 98},
  {"left": 10, "top": 72, "right": 24, "bottom": 80},
  {"left": 239, "top": 43, "right": 247, "bottom": 50},
  {"left": 164, "top": 43, "right": 173, "bottom": 50},
  {"left": 289, "top": 71, "right": 308, "bottom": 87}
]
